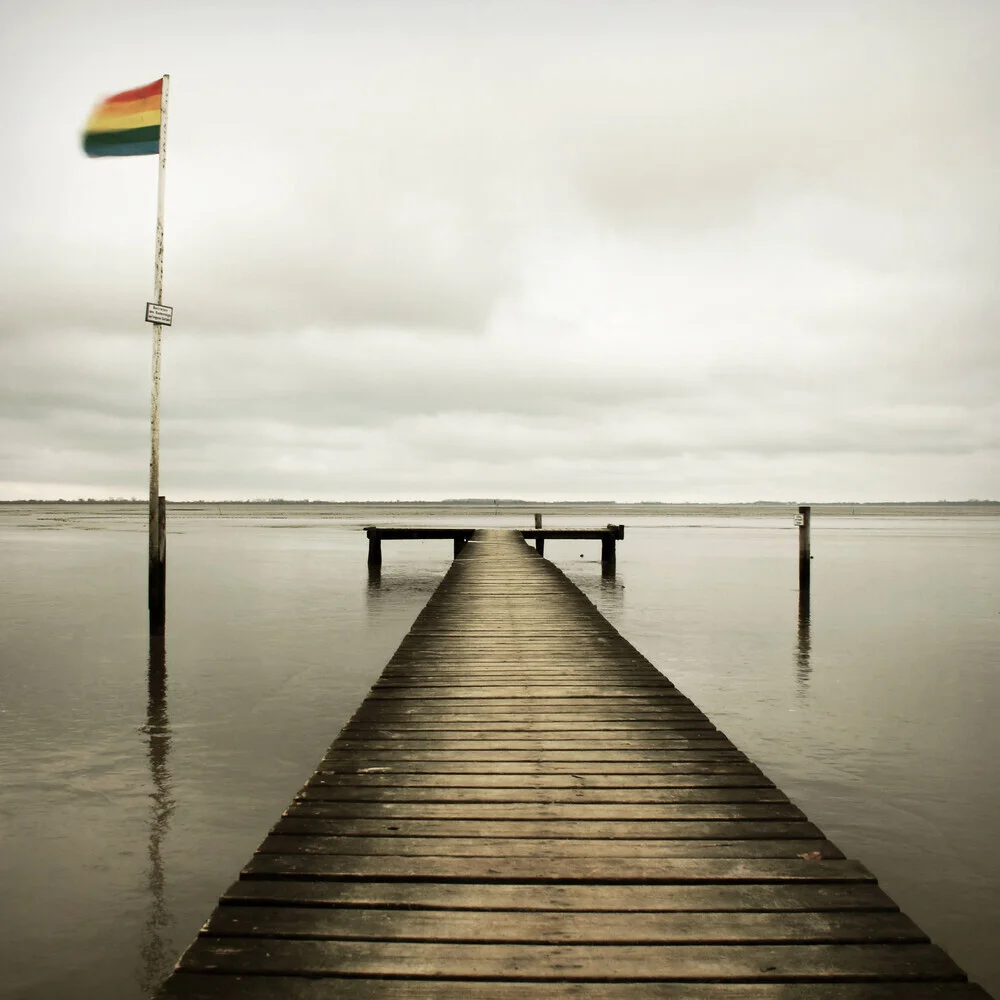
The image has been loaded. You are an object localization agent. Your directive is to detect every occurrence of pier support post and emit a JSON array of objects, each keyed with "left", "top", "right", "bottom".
[
  {"left": 798, "top": 505, "right": 811, "bottom": 590},
  {"left": 454, "top": 535, "right": 468, "bottom": 558},
  {"left": 534, "top": 514, "right": 544, "bottom": 553},
  {"left": 601, "top": 535, "right": 616, "bottom": 566},
  {"left": 367, "top": 529, "right": 382, "bottom": 568},
  {"left": 148, "top": 495, "right": 166, "bottom": 635}
]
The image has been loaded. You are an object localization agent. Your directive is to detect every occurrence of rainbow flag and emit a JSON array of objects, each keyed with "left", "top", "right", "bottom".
[{"left": 82, "top": 79, "right": 163, "bottom": 157}]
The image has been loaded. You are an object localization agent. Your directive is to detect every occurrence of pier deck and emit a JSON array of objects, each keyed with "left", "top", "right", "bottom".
[{"left": 157, "top": 529, "right": 991, "bottom": 998}]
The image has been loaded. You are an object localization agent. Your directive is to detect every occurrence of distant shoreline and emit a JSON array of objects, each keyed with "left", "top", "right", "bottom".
[{"left": 2, "top": 499, "right": 998, "bottom": 516}]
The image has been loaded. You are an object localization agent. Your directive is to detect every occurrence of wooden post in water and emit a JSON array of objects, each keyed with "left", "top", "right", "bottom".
[
  {"left": 534, "top": 512, "right": 544, "bottom": 553},
  {"left": 149, "top": 496, "right": 166, "bottom": 635},
  {"left": 453, "top": 536, "right": 467, "bottom": 558},
  {"left": 601, "top": 536, "right": 616, "bottom": 566},
  {"left": 798, "top": 505, "right": 811, "bottom": 590},
  {"left": 367, "top": 528, "right": 382, "bottom": 568}
]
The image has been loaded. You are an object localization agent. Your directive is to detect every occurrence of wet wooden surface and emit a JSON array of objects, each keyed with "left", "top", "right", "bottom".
[{"left": 156, "top": 529, "right": 992, "bottom": 998}]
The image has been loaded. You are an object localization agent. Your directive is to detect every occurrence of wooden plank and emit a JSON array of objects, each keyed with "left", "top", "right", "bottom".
[
  {"left": 279, "top": 802, "right": 806, "bottom": 820},
  {"left": 334, "top": 739, "right": 735, "bottom": 751},
  {"left": 274, "top": 812, "right": 817, "bottom": 835},
  {"left": 348, "top": 712, "right": 715, "bottom": 722},
  {"left": 369, "top": 679, "right": 680, "bottom": 688},
  {"left": 218, "top": 878, "right": 900, "bottom": 912},
  {"left": 259, "top": 835, "right": 838, "bottom": 858},
  {"left": 321, "top": 751, "right": 752, "bottom": 763},
  {"left": 296, "top": 786, "right": 790, "bottom": 803},
  {"left": 342, "top": 721, "right": 719, "bottom": 732},
  {"left": 157, "top": 976, "right": 993, "bottom": 1000},
  {"left": 341, "top": 721, "right": 722, "bottom": 744},
  {"left": 367, "top": 665, "right": 668, "bottom": 672},
  {"left": 204, "top": 907, "right": 927, "bottom": 944},
  {"left": 322, "top": 756, "right": 762, "bottom": 781},
  {"left": 176, "top": 939, "right": 966, "bottom": 980},
  {"left": 364, "top": 689, "right": 685, "bottom": 700},
  {"left": 307, "top": 772, "right": 776, "bottom": 788},
  {"left": 365, "top": 528, "right": 476, "bottom": 539},
  {"left": 241, "top": 856, "right": 875, "bottom": 882}
]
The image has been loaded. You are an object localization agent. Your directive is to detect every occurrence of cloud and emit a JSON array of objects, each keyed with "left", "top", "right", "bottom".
[{"left": 0, "top": 0, "right": 998, "bottom": 499}]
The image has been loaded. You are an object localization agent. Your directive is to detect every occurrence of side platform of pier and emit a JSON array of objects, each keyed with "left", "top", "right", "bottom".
[
  {"left": 157, "top": 529, "right": 992, "bottom": 998},
  {"left": 365, "top": 523, "right": 625, "bottom": 565}
]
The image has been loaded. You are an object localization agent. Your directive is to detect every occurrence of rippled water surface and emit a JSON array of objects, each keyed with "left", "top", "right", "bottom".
[{"left": 1, "top": 504, "right": 997, "bottom": 998}]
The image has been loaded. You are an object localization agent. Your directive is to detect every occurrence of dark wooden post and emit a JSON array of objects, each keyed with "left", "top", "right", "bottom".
[
  {"left": 148, "top": 495, "right": 166, "bottom": 635},
  {"left": 366, "top": 528, "right": 382, "bottom": 568},
  {"left": 533, "top": 513, "right": 544, "bottom": 553},
  {"left": 453, "top": 535, "right": 468, "bottom": 558},
  {"left": 798, "top": 505, "right": 811, "bottom": 590},
  {"left": 601, "top": 534, "right": 616, "bottom": 566}
]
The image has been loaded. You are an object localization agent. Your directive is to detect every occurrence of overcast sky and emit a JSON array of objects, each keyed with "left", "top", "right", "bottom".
[{"left": 1, "top": 1, "right": 997, "bottom": 501}]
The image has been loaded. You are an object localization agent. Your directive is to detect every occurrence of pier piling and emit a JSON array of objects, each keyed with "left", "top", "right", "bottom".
[
  {"left": 148, "top": 495, "right": 166, "bottom": 635},
  {"left": 798, "top": 505, "right": 812, "bottom": 590}
]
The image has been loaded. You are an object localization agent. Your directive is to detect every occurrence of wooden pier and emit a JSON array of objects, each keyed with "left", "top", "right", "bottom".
[{"left": 157, "top": 529, "right": 992, "bottom": 998}]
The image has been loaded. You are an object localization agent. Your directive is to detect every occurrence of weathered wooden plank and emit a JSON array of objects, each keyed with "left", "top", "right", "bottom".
[
  {"left": 322, "top": 750, "right": 752, "bottom": 763},
  {"left": 318, "top": 761, "right": 767, "bottom": 775},
  {"left": 241, "top": 855, "right": 875, "bottom": 882},
  {"left": 274, "top": 812, "right": 817, "bottom": 836},
  {"left": 365, "top": 691, "right": 687, "bottom": 702},
  {"left": 281, "top": 802, "right": 803, "bottom": 821},
  {"left": 375, "top": 668, "right": 666, "bottom": 677},
  {"left": 204, "top": 907, "right": 926, "bottom": 944},
  {"left": 157, "top": 977, "right": 993, "bottom": 1000},
  {"left": 218, "top": 878, "right": 899, "bottom": 912},
  {"left": 177, "top": 939, "right": 965, "bottom": 980},
  {"left": 342, "top": 722, "right": 720, "bottom": 733},
  {"left": 335, "top": 739, "right": 735, "bottom": 751},
  {"left": 296, "top": 786, "right": 789, "bottom": 803},
  {"left": 307, "top": 772, "right": 775, "bottom": 788},
  {"left": 374, "top": 680, "right": 676, "bottom": 688},
  {"left": 259, "top": 834, "right": 837, "bottom": 858},
  {"left": 348, "top": 712, "right": 711, "bottom": 723}
]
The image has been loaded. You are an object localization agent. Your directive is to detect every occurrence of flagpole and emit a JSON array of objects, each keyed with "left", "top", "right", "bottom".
[{"left": 148, "top": 74, "right": 169, "bottom": 635}]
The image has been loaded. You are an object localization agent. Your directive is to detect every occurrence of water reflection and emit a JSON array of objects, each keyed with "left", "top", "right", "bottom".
[
  {"left": 599, "top": 568, "right": 625, "bottom": 614},
  {"left": 366, "top": 571, "right": 446, "bottom": 604},
  {"left": 796, "top": 587, "right": 812, "bottom": 693},
  {"left": 138, "top": 636, "right": 175, "bottom": 995}
]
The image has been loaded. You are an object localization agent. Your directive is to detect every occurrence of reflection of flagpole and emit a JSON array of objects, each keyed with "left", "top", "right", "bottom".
[
  {"left": 140, "top": 635, "right": 175, "bottom": 994},
  {"left": 796, "top": 587, "right": 812, "bottom": 692},
  {"left": 148, "top": 75, "right": 169, "bottom": 635}
]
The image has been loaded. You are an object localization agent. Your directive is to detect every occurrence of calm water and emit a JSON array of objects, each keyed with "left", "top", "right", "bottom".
[{"left": 0, "top": 504, "right": 997, "bottom": 998}]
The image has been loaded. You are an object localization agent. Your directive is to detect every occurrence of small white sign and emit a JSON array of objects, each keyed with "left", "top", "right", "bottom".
[
  {"left": 794, "top": 514, "right": 805, "bottom": 527},
  {"left": 145, "top": 302, "right": 173, "bottom": 326}
]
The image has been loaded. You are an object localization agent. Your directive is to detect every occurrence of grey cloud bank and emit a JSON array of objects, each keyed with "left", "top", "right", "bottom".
[{"left": 1, "top": 1, "right": 997, "bottom": 500}]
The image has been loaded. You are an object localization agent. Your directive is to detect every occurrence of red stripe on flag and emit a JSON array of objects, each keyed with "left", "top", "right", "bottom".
[{"left": 104, "top": 79, "right": 163, "bottom": 104}]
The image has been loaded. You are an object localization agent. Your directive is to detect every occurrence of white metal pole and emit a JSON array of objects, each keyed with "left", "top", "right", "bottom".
[{"left": 149, "top": 74, "right": 169, "bottom": 630}]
